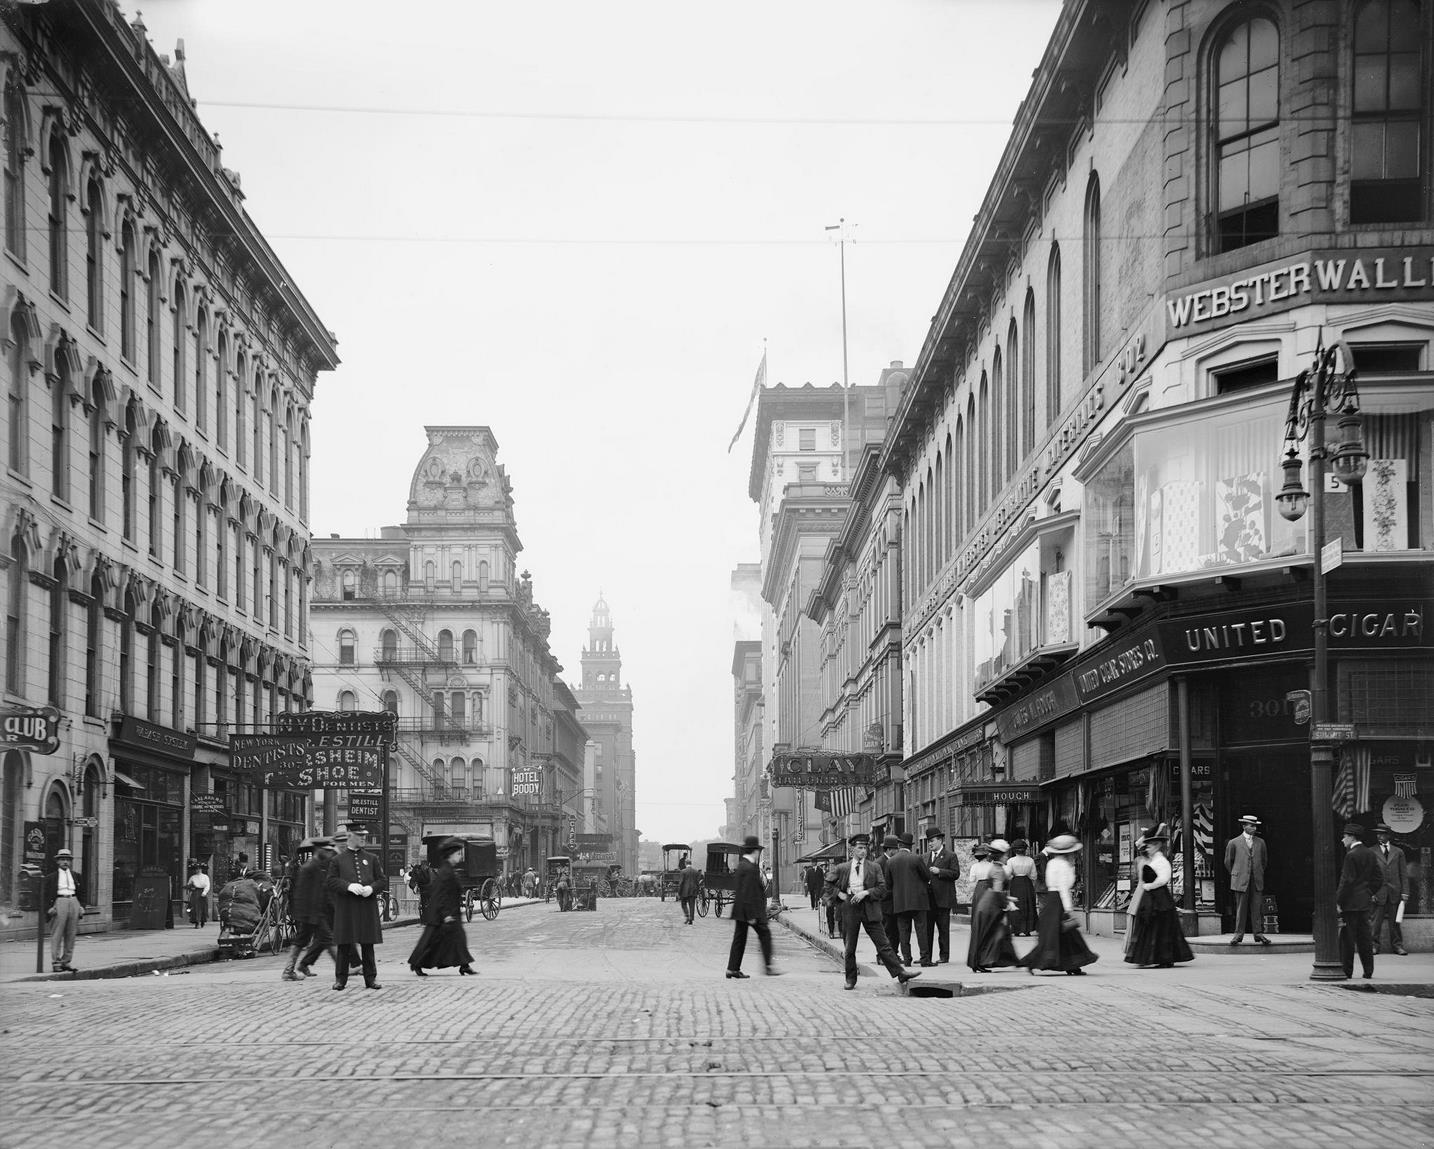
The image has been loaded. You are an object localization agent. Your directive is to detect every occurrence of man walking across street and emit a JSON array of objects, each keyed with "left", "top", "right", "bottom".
[
  {"left": 826, "top": 834, "right": 920, "bottom": 991},
  {"left": 44, "top": 848, "right": 85, "bottom": 973},
  {"left": 877, "top": 836, "right": 899, "bottom": 956},
  {"left": 1224, "top": 814, "right": 1271, "bottom": 945},
  {"left": 804, "top": 862, "right": 824, "bottom": 911},
  {"left": 286, "top": 837, "right": 338, "bottom": 980},
  {"left": 1336, "top": 823, "right": 1382, "bottom": 980},
  {"left": 921, "top": 827, "right": 960, "bottom": 964},
  {"left": 327, "top": 824, "right": 388, "bottom": 990},
  {"left": 725, "top": 835, "right": 780, "bottom": 978},
  {"left": 888, "top": 833, "right": 934, "bottom": 967},
  {"left": 1370, "top": 823, "right": 1409, "bottom": 956},
  {"left": 677, "top": 858, "right": 702, "bottom": 924}
]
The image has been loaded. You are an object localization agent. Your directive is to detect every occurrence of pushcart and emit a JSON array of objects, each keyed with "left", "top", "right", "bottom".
[
  {"left": 217, "top": 870, "right": 282, "bottom": 958},
  {"left": 658, "top": 842, "right": 692, "bottom": 901},
  {"left": 545, "top": 854, "right": 575, "bottom": 911},
  {"left": 702, "top": 842, "right": 743, "bottom": 919}
]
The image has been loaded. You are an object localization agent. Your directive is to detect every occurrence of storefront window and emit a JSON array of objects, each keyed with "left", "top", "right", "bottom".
[{"left": 1084, "top": 441, "right": 1135, "bottom": 612}]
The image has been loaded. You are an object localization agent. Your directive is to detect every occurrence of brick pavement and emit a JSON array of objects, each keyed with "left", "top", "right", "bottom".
[{"left": 0, "top": 899, "right": 1429, "bottom": 1149}]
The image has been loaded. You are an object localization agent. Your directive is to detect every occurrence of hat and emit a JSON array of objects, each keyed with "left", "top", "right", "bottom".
[
  {"left": 438, "top": 836, "right": 465, "bottom": 854},
  {"left": 741, "top": 834, "right": 764, "bottom": 852},
  {"left": 881, "top": 835, "right": 900, "bottom": 850},
  {"left": 330, "top": 831, "right": 350, "bottom": 843},
  {"left": 987, "top": 838, "right": 1011, "bottom": 856},
  {"left": 1238, "top": 815, "right": 1262, "bottom": 826},
  {"left": 1372, "top": 823, "right": 1394, "bottom": 835},
  {"left": 924, "top": 827, "right": 945, "bottom": 840},
  {"left": 1142, "top": 823, "right": 1170, "bottom": 843},
  {"left": 898, "top": 832, "right": 915, "bottom": 847},
  {"left": 1043, "top": 834, "right": 1082, "bottom": 855},
  {"left": 343, "top": 821, "right": 368, "bottom": 833},
  {"left": 55, "top": 848, "right": 73, "bottom": 858},
  {"left": 847, "top": 832, "right": 871, "bottom": 847},
  {"left": 1010, "top": 838, "right": 1028, "bottom": 851},
  {"left": 1342, "top": 823, "right": 1366, "bottom": 838},
  {"left": 971, "top": 843, "right": 990, "bottom": 858}
]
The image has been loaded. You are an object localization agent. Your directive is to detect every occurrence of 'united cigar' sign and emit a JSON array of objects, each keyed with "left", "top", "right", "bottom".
[{"left": 768, "top": 751, "right": 876, "bottom": 789}]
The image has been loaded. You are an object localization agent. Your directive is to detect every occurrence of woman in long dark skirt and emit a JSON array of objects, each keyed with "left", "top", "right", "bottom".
[
  {"left": 1005, "top": 839, "right": 1038, "bottom": 936},
  {"left": 967, "top": 840, "right": 1019, "bottom": 972},
  {"left": 1017, "top": 834, "right": 1098, "bottom": 976},
  {"left": 1124, "top": 825, "right": 1194, "bottom": 969},
  {"left": 408, "top": 839, "right": 476, "bottom": 976}
]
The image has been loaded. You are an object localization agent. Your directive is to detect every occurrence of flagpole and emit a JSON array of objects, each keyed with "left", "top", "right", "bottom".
[{"left": 825, "top": 218, "right": 852, "bottom": 478}]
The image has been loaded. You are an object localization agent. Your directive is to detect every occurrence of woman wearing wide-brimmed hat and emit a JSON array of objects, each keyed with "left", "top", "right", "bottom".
[
  {"left": 967, "top": 841, "right": 994, "bottom": 905},
  {"left": 966, "top": 839, "right": 1019, "bottom": 973},
  {"left": 1017, "top": 835, "right": 1098, "bottom": 976},
  {"left": 407, "top": 837, "right": 476, "bottom": 977},
  {"left": 1005, "top": 839, "right": 1038, "bottom": 936},
  {"left": 1123, "top": 824, "right": 1194, "bottom": 969}
]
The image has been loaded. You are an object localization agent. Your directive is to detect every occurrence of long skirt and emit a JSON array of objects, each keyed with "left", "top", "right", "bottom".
[
  {"left": 1006, "top": 875, "right": 1038, "bottom": 936},
  {"left": 1123, "top": 886, "right": 1194, "bottom": 966},
  {"left": 407, "top": 920, "right": 474, "bottom": 971},
  {"left": 966, "top": 888, "right": 1019, "bottom": 970},
  {"left": 1017, "top": 892, "right": 1098, "bottom": 972}
]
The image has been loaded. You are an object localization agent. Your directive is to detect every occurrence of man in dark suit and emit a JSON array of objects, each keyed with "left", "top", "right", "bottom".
[
  {"left": 725, "top": 835, "right": 779, "bottom": 978},
  {"left": 1223, "top": 814, "right": 1271, "bottom": 945},
  {"left": 290, "top": 838, "right": 338, "bottom": 980},
  {"left": 43, "top": 848, "right": 86, "bottom": 973},
  {"left": 876, "top": 835, "right": 899, "bottom": 957},
  {"left": 921, "top": 827, "right": 960, "bottom": 964},
  {"left": 825, "top": 833, "right": 921, "bottom": 991},
  {"left": 888, "top": 833, "right": 933, "bottom": 967},
  {"left": 326, "top": 823, "right": 388, "bottom": 990},
  {"left": 1336, "top": 823, "right": 1382, "bottom": 980},
  {"left": 1370, "top": 822, "right": 1409, "bottom": 956},
  {"left": 804, "top": 863, "right": 824, "bottom": 911}
]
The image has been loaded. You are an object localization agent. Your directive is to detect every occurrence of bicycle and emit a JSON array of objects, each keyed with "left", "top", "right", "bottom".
[{"left": 380, "top": 889, "right": 400, "bottom": 922}]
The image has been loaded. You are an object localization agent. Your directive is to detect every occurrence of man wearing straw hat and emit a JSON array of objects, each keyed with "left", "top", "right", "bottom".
[{"left": 1223, "top": 815, "right": 1271, "bottom": 945}]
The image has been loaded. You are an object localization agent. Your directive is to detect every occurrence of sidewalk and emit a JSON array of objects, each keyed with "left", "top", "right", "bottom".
[
  {"left": 770, "top": 900, "right": 1434, "bottom": 989},
  {"left": 0, "top": 897, "right": 544, "bottom": 984}
]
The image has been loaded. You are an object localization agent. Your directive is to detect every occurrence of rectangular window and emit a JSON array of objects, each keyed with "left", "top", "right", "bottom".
[
  {"left": 1213, "top": 355, "right": 1280, "bottom": 395},
  {"left": 1350, "top": 342, "right": 1424, "bottom": 374},
  {"left": 798, "top": 428, "right": 816, "bottom": 451},
  {"left": 1350, "top": 1, "right": 1426, "bottom": 224}
]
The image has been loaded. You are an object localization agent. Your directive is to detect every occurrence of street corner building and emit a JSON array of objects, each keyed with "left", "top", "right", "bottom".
[
  {"left": 0, "top": 2, "right": 339, "bottom": 934},
  {"left": 307, "top": 427, "right": 637, "bottom": 883},
  {"left": 741, "top": 1, "right": 1434, "bottom": 948}
]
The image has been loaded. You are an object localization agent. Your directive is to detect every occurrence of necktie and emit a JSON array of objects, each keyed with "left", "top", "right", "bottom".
[{"left": 1383, "top": 846, "right": 1389, "bottom": 858}]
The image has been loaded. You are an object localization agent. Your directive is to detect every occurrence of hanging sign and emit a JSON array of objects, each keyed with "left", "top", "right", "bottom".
[
  {"left": 767, "top": 752, "right": 876, "bottom": 789},
  {"left": 1, "top": 706, "right": 61, "bottom": 754}
]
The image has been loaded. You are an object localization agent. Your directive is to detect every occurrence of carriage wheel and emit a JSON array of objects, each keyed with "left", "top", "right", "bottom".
[
  {"left": 480, "top": 879, "right": 501, "bottom": 921},
  {"left": 696, "top": 889, "right": 709, "bottom": 918},
  {"left": 716, "top": 892, "right": 727, "bottom": 918},
  {"left": 463, "top": 888, "right": 476, "bottom": 922}
]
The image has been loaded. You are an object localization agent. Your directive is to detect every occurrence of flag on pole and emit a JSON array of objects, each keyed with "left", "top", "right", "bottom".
[
  {"left": 1331, "top": 752, "right": 1355, "bottom": 819},
  {"left": 726, "top": 349, "right": 767, "bottom": 453}
]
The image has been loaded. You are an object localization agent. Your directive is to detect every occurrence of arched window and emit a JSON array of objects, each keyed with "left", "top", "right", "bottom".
[
  {"left": 193, "top": 483, "right": 206, "bottom": 590},
  {"left": 48, "top": 555, "right": 66, "bottom": 707},
  {"left": 954, "top": 415, "right": 966, "bottom": 539},
  {"left": 1214, "top": 17, "right": 1280, "bottom": 251},
  {"left": 283, "top": 409, "right": 294, "bottom": 508},
  {"left": 119, "top": 586, "right": 136, "bottom": 712},
  {"left": 1006, "top": 320, "right": 1020, "bottom": 474},
  {"left": 268, "top": 386, "right": 279, "bottom": 491},
  {"left": 5, "top": 312, "right": 25, "bottom": 475},
  {"left": 171, "top": 284, "right": 186, "bottom": 416},
  {"left": 977, "top": 372, "right": 990, "bottom": 512},
  {"left": 47, "top": 129, "right": 66, "bottom": 299},
  {"left": 462, "top": 629, "right": 478, "bottom": 663},
  {"left": 1082, "top": 174, "right": 1103, "bottom": 374},
  {"left": 1351, "top": 0, "right": 1426, "bottom": 223},
  {"left": 121, "top": 404, "right": 137, "bottom": 541},
  {"left": 5, "top": 535, "right": 26, "bottom": 693},
  {"left": 1019, "top": 296, "right": 1035, "bottom": 459},
  {"left": 381, "top": 689, "right": 398, "bottom": 715},
  {"left": 194, "top": 309, "right": 208, "bottom": 434},
  {"left": 380, "top": 628, "right": 397, "bottom": 660},
  {"left": 934, "top": 451, "right": 945, "bottom": 567},
  {"left": 338, "top": 628, "right": 355, "bottom": 666},
  {"left": 146, "top": 249, "right": 161, "bottom": 390},
  {"left": 424, "top": 561, "right": 435, "bottom": 591},
  {"left": 478, "top": 560, "right": 489, "bottom": 593},
  {"left": 172, "top": 455, "right": 185, "bottom": 573},
  {"left": 85, "top": 569, "right": 103, "bottom": 715},
  {"left": 148, "top": 428, "right": 163, "bottom": 558},
  {"left": 214, "top": 330, "right": 228, "bottom": 448},
  {"left": 147, "top": 602, "right": 163, "bottom": 721},
  {"left": 3, "top": 83, "right": 26, "bottom": 257},
  {"left": 437, "top": 629, "right": 454, "bottom": 662},
  {"left": 250, "top": 370, "right": 261, "bottom": 482},
  {"left": 451, "top": 692, "right": 466, "bottom": 729},
  {"left": 87, "top": 376, "right": 106, "bottom": 522},
  {"left": 234, "top": 351, "right": 246, "bottom": 466},
  {"left": 337, "top": 689, "right": 356, "bottom": 713},
  {"left": 965, "top": 394, "right": 977, "bottom": 531},
  {"left": 990, "top": 347, "right": 1004, "bottom": 489},
  {"left": 85, "top": 177, "right": 103, "bottom": 331},
  {"left": 451, "top": 560, "right": 462, "bottom": 591},
  {"left": 1045, "top": 244, "right": 1062, "bottom": 427},
  {"left": 50, "top": 346, "right": 69, "bottom": 500},
  {"left": 119, "top": 221, "right": 136, "bottom": 360},
  {"left": 340, "top": 568, "right": 356, "bottom": 600},
  {"left": 215, "top": 489, "right": 227, "bottom": 599}
]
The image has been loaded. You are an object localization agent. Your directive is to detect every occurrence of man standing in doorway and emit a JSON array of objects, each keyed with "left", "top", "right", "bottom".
[
  {"left": 327, "top": 823, "right": 387, "bottom": 990},
  {"left": 1224, "top": 814, "right": 1271, "bottom": 945},
  {"left": 44, "top": 848, "right": 85, "bottom": 973},
  {"left": 1370, "top": 823, "right": 1409, "bottom": 956}
]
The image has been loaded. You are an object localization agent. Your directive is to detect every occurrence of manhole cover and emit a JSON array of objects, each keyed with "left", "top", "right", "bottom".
[
  {"left": 906, "top": 982, "right": 1030, "bottom": 998},
  {"left": 1337, "top": 983, "right": 1434, "bottom": 998}
]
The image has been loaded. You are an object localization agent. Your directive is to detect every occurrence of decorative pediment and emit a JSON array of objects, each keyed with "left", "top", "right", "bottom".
[
  {"left": 2, "top": 287, "right": 43, "bottom": 350},
  {"left": 87, "top": 361, "right": 118, "bottom": 408},
  {"left": 44, "top": 530, "right": 83, "bottom": 581},
  {"left": 8, "top": 506, "right": 44, "bottom": 557}
]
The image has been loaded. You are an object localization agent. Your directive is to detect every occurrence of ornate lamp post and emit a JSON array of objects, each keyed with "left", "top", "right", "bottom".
[{"left": 1275, "top": 335, "right": 1366, "bottom": 981}]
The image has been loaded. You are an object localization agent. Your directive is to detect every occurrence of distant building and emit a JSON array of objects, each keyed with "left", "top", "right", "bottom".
[
  {"left": 309, "top": 427, "right": 580, "bottom": 876},
  {"left": 574, "top": 595, "right": 637, "bottom": 874}
]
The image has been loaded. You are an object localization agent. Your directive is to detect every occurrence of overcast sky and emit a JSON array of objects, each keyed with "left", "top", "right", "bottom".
[{"left": 134, "top": 0, "right": 1061, "bottom": 841}]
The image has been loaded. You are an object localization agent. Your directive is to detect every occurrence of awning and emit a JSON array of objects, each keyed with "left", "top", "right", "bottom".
[
  {"left": 794, "top": 840, "right": 848, "bottom": 864},
  {"left": 111, "top": 770, "right": 146, "bottom": 791}
]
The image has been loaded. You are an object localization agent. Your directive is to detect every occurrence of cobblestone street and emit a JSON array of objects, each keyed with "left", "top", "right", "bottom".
[{"left": 2, "top": 899, "right": 1430, "bottom": 1149}]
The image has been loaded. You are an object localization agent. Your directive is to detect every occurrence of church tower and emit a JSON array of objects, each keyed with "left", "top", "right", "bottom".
[
  {"left": 581, "top": 594, "right": 622, "bottom": 690},
  {"left": 574, "top": 594, "right": 636, "bottom": 874}
]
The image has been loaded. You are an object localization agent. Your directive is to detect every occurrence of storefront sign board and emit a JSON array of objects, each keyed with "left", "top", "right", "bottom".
[
  {"left": 768, "top": 751, "right": 875, "bottom": 788},
  {"left": 347, "top": 792, "right": 382, "bottom": 820},
  {"left": 190, "top": 793, "right": 226, "bottom": 813},
  {"left": 1382, "top": 795, "right": 1424, "bottom": 834},
  {"left": 115, "top": 716, "right": 196, "bottom": 759},
  {"left": 1, "top": 705, "right": 61, "bottom": 754},
  {"left": 995, "top": 675, "right": 1080, "bottom": 742},
  {"left": 260, "top": 746, "right": 383, "bottom": 788}
]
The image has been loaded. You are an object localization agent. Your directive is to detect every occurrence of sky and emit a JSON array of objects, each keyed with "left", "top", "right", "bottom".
[{"left": 133, "top": 0, "right": 1062, "bottom": 842}]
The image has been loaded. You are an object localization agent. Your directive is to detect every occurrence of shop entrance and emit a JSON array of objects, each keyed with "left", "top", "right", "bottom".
[{"left": 1220, "top": 747, "right": 1313, "bottom": 932}]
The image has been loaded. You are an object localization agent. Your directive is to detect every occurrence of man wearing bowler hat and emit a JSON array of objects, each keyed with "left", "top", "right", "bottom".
[
  {"left": 1336, "top": 823, "right": 1381, "bottom": 979},
  {"left": 826, "top": 833, "right": 920, "bottom": 991},
  {"left": 326, "top": 823, "right": 388, "bottom": 990},
  {"left": 725, "top": 835, "right": 780, "bottom": 978},
  {"left": 876, "top": 835, "right": 900, "bottom": 958},
  {"left": 44, "top": 848, "right": 86, "bottom": 973},
  {"left": 922, "top": 827, "right": 960, "bottom": 964},
  {"left": 888, "top": 831, "right": 933, "bottom": 967},
  {"left": 1224, "top": 815, "right": 1272, "bottom": 945},
  {"left": 1369, "top": 823, "right": 1409, "bottom": 956}
]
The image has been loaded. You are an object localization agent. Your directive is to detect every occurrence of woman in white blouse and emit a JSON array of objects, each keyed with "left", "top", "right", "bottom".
[
  {"left": 1017, "top": 834, "right": 1098, "bottom": 976},
  {"left": 1123, "top": 824, "right": 1195, "bottom": 968}
]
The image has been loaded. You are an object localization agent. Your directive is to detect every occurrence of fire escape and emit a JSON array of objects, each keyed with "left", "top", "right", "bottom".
[{"left": 373, "top": 601, "right": 469, "bottom": 802}]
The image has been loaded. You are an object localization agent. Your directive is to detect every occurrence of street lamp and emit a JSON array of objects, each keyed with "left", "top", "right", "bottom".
[{"left": 1275, "top": 334, "right": 1366, "bottom": 982}]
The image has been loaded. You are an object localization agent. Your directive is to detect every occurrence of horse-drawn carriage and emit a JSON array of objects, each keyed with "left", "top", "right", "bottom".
[
  {"left": 421, "top": 834, "right": 502, "bottom": 922},
  {"left": 701, "top": 841, "right": 744, "bottom": 918},
  {"left": 658, "top": 842, "right": 692, "bottom": 902}
]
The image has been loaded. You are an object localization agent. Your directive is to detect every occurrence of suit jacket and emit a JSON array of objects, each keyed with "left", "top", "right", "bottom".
[
  {"left": 825, "top": 858, "right": 888, "bottom": 923},
  {"left": 292, "top": 853, "right": 332, "bottom": 923},
  {"left": 326, "top": 847, "right": 388, "bottom": 944},
  {"left": 1335, "top": 842, "right": 1382, "bottom": 911},
  {"left": 886, "top": 848, "right": 933, "bottom": 914},
  {"left": 730, "top": 855, "right": 768, "bottom": 924},
  {"left": 804, "top": 866, "right": 825, "bottom": 895},
  {"left": 925, "top": 846, "right": 961, "bottom": 910},
  {"left": 1223, "top": 833, "right": 1268, "bottom": 891},
  {"left": 1373, "top": 842, "right": 1408, "bottom": 904},
  {"left": 43, "top": 869, "right": 87, "bottom": 907},
  {"left": 677, "top": 866, "right": 702, "bottom": 898},
  {"left": 876, "top": 853, "right": 894, "bottom": 909}
]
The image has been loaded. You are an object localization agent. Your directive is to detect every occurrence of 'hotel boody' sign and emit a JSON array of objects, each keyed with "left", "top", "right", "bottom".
[{"left": 768, "top": 751, "right": 876, "bottom": 789}]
